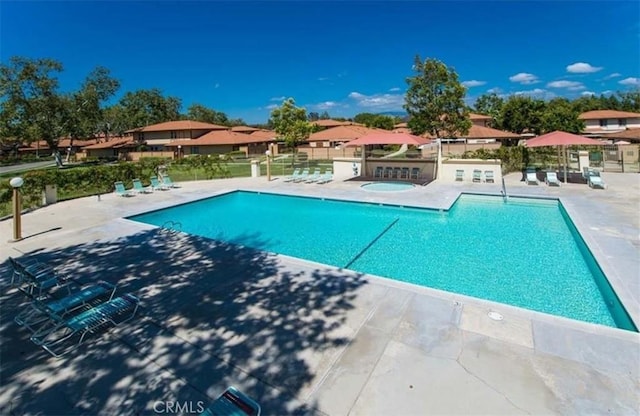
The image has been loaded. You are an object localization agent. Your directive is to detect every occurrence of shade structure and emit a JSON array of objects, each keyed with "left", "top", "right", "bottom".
[
  {"left": 525, "top": 131, "right": 603, "bottom": 148},
  {"left": 525, "top": 131, "right": 604, "bottom": 183},
  {"left": 344, "top": 132, "right": 431, "bottom": 147}
]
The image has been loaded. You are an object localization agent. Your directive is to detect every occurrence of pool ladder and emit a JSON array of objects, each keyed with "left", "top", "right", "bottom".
[{"left": 500, "top": 177, "right": 508, "bottom": 203}]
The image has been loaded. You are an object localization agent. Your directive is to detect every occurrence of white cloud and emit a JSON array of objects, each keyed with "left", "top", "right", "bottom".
[
  {"left": 601, "top": 90, "right": 613, "bottom": 95},
  {"left": 619, "top": 77, "right": 640, "bottom": 86},
  {"left": 514, "top": 88, "right": 555, "bottom": 99},
  {"left": 388, "top": 87, "right": 401, "bottom": 92},
  {"left": 214, "top": 83, "right": 220, "bottom": 89},
  {"left": 486, "top": 87, "right": 502, "bottom": 94},
  {"left": 546, "top": 80, "right": 585, "bottom": 90},
  {"left": 462, "top": 80, "right": 486, "bottom": 87},
  {"left": 318, "top": 77, "right": 329, "bottom": 81},
  {"left": 311, "top": 101, "right": 338, "bottom": 110},
  {"left": 265, "top": 104, "right": 278, "bottom": 110},
  {"left": 566, "top": 62, "right": 602, "bottom": 73},
  {"left": 348, "top": 91, "right": 404, "bottom": 110},
  {"left": 337, "top": 71, "right": 347, "bottom": 78},
  {"left": 269, "top": 96, "right": 286, "bottom": 102},
  {"left": 604, "top": 73, "right": 621, "bottom": 80},
  {"left": 509, "top": 73, "right": 540, "bottom": 84},
  {"left": 581, "top": 91, "right": 596, "bottom": 96}
]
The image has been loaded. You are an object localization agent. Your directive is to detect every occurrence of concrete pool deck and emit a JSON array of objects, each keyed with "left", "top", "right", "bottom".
[{"left": 0, "top": 172, "right": 638, "bottom": 415}]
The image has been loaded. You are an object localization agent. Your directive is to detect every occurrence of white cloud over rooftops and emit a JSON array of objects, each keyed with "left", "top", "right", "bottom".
[
  {"left": 509, "top": 73, "right": 539, "bottom": 84},
  {"left": 619, "top": 77, "right": 640, "bottom": 86},
  {"left": 348, "top": 91, "right": 404, "bottom": 110},
  {"left": 581, "top": 91, "right": 596, "bottom": 96},
  {"left": 269, "top": 96, "right": 286, "bottom": 102},
  {"left": 462, "top": 80, "right": 486, "bottom": 87},
  {"left": 566, "top": 62, "right": 602, "bottom": 73},
  {"left": 388, "top": 87, "right": 401, "bottom": 92},
  {"left": 604, "top": 73, "right": 622, "bottom": 80},
  {"left": 513, "top": 88, "right": 556, "bottom": 99},
  {"left": 310, "top": 101, "right": 338, "bottom": 110},
  {"left": 546, "top": 80, "right": 585, "bottom": 90}
]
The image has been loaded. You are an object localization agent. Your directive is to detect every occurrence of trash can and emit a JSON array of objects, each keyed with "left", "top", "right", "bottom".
[
  {"left": 251, "top": 160, "right": 261, "bottom": 177},
  {"left": 42, "top": 184, "right": 57, "bottom": 205}
]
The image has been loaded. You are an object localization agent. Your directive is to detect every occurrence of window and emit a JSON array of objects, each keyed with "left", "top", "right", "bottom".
[
  {"left": 618, "top": 119, "right": 627, "bottom": 127},
  {"left": 170, "top": 131, "right": 178, "bottom": 139},
  {"left": 599, "top": 119, "right": 608, "bottom": 127},
  {"left": 191, "top": 146, "right": 199, "bottom": 155}
]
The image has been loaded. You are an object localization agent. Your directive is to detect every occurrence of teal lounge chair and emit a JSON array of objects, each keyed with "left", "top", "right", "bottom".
[
  {"left": 484, "top": 170, "right": 495, "bottom": 183},
  {"left": 455, "top": 170, "right": 464, "bottom": 182},
  {"left": 545, "top": 171, "right": 561, "bottom": 186},
  {"left": 114, "top": 181, "right": 135, "bottom": 197},
  {"left": 293, "top": 168, "right": 309, "bottom": 182},
  {"left": 588, "top": 170, "right": 606, "bottom": 189},
  {"left": 305, "top": 168, "right": 322, "bottom": 183},
  {"left": 161, "top": 175, "right": 181, "bottom": 188},
  {"left": 31, "top": 293, "right": 139, "bottom": 358},
  {"left": 316, "top": 169, "right": 333, "bottom": 184},
  {"left": 15, "top": 281, "right": 116, "bottom": 334},
  {"left": 472, "top": 169, "right": 482, "bottom": 183},
  {"left": 200, "top": 387, "right": 261, "bottom": 416},
  {"left": 150, "top": 176, "right": 170, "bottom": 191},
  {"left": 283, "top": 168, "right": 301, "bottom": 182},
  {"left": 132, "top": 178, "right": 153, "bottom": 194}
]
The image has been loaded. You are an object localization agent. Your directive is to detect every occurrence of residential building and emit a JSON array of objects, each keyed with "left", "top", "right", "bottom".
[{"left": 579, "top": 110, "right": 640, "bottom": 135}]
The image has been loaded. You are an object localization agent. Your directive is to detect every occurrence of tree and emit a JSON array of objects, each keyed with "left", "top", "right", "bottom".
[
  {"left": 541, "top": 98, "right": 584, "bottom": 134},
  {"left": 185, "top": 103, "right": 229, "bottom": 125},
  {"left": 319, "top": 111, "right": 331, "bottom": 120},
  {"left": 473, "top": 93, "right": 504, "bottom": 129},
  {"left": 269, "top": 98, "right": 311, "bottom": 164},
  {"left": 404, "top": 55, "right": 471, "bottom": 138},
  {"left": 353, "top": 113, "right": 395, "bottom": 130},
  {"left": 500, "top": 95, "right": 546, "bottom": 135},
  {"left": 307, "top": 112, "right": 320, "bottom": 121},
  {"left": 117, "top": 89, "right": 182, "bottom": 129}
]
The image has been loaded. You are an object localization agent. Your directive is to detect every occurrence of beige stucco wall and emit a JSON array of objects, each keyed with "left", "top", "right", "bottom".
[
  {"left": 441, "top": 159, "right": 503, "bottom": 182},
  {"left": 584, "top": 118, "right": 640, "bottom": 131}
]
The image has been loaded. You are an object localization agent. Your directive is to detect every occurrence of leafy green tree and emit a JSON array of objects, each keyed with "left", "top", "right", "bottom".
[
  {"left": 616, "top": 90, "right": 640, "bottom": 112},
  {"left": 307, "top": 112, "right": 320, "bottom": 121},
  {"left": 269, "top": 98, "right": 312, "bottom": 165},
  {"left": 571, "top": 94, "right": 603, "bottom": 113},
  {"left": 541, "top": 98, "right": 584, "bottom": 133},
  {"left": 353, "top": 113, "right": 395, "bottom": 129},
  {"left": 185, "top": 103, "right": 229, "bottom": 125},
  {"left": 404, "top": 55, "right": 471, "bottom": 137},
  {"left": 473, "top": 93, "right": 504, "bottom": 129},
  {"left": 117, "top": 88, "right": 182, "bottom": 129},
  {"left": 500, "top": 95, "right": 546, "bottom": 135}
]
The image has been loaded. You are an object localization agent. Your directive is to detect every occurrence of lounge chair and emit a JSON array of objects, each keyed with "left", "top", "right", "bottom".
[
  {"left": 472, "top": 169, "right": 482, "bottom": 183},
  {"left": 9, "top": 256, "right": 47, "bottom": 286},
  {"left": 545, "top": 171, "right": 561, "bottom": 187},
  {"left": 400, "top": 167, "right": 409, "bottom": 179},
  {"left": 484, "top": 170, "right": 495, "bottom": 183},
  {"left": 305, "top": 168, "right": 322, "bottom": 183},
  {"left": 316, "top": 169, "right": 333, "bottom": 184},
  {"left": 383, "top": 167, "right": 393, "bottom": 179},
  {"left": 114, "top": 181, "right": 135, "bottom": 197},
  {"left": 13, "top": 260, "right": 72, "bottom": 299},
  {"left": 15, "top": 281, "right": 116, "bottom": 334},
  {"left": 132, "top": 178, "right": 153, "bottom": 194},
  {"left": 374, "top": 166, "right": 383, "bottom": 178},
  {"left": 150, "top": 176, "right": 170, "bottom": 191},
  {"left": 587, "top": 170, "right": 606, "bottom": 189},
  {"left": 410, "top": 167, "right": 420, "bottom": 180},
  {"left": 283, "top": 168, "right": 301, "bottom": 182},
  {"left": 455, "top": 170, "right": 464, "bottom": 182},
  {"left": 200, "top": 387, "right": 261, "bottom": 416},
  {"left": 31, "top": 293, "right": 139, "bottom": 358},
  {"left": 293, "top": 168, "right": 310, "bottom": 182},
  {"left": 161, "top": 175, "right": 181, "bottom": 188},
  {"left": 525, "top": 169, "right": 539, "bottom": 185}
]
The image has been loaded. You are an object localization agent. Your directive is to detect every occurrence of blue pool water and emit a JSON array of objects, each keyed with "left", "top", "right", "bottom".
[
  {"left": 361, "top": 182, "right": 415, "bottom": 192},
  {"left": 129, "top": 191, "right": 635, "bottom": 331}
]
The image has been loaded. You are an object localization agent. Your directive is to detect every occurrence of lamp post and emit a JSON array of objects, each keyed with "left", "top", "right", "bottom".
[
  {"left": 10, "top": 177, "right": 24, "bottom": 241},
  {"left": 265, "top": 147, "right": 272, "bottom": 182},
  {"left": 177, "top": 145, "right": 182, "bottom": 160}
]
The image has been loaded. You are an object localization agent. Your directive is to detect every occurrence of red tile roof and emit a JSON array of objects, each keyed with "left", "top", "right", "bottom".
[
  {"left": 83, "top": 137, "right": 137, "bottom": 149},
  {"left": 311, "top": 119, "right": 363, "bottom": 127},
  {"left": 165, "top": 130, "right": 275, "bottom": 146},
  {"left": 308, "top": 125, "right": 386, "bottom": 141},
  {"left": 579, "top": 110, "right": 640, "bottom": 120},
  {"left": 460, "top": 125, "right": 520, "bottom": 139},
  {"left": 127, "top": 120, "right": 229, "bottom": 133},
  {"left": 231, "top": 125, "right": 260, "bottom": 133},
  {"left": 605, "top": 128, "right": 640, "bottom": 140},
  {"left": 249, "top": 130, "right": 277, "bottom": 139},
  {"left": 469, "top": 113, "right": 492, "bottom": 120}
]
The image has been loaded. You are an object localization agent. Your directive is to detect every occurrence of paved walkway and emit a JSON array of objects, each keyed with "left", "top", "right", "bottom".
[{"left": 0, "top": 172, "right": 638, "bottom": 415}]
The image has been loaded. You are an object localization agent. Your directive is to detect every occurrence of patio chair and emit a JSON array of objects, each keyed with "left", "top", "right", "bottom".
[
  {"left": 305, "top": 168, "right": 322, "bottom": 183},
  {"left": 587, "top": 170, "right": 606, "bottom": 189},
  {"left": 200, "top": 386, "right": 261, "bottom": 416},
  {"left": 472, "top": 170, "right": 482, "bottom": 183},
  {"left": 400, "top": 167, "right": 410, "bottom": 179},
  {"left": 455, "top": 170, "right": 464, "bottom": 182},
  {"left": 292, "top": 168, "right": 310, "bottom": 182},
  {"left": 15, "top": 281, "right": 116, "bottom": 334},
  {"left": 374, "top": 166, "right": 383, "bottom": 178},
  {"left": 392, "top": 167, "right": 401, "bottom": 179},
  {"left": 525, "top": 169, "right": 539, "bottom": 185},
  {"left": 150, "top": 176, "right": 170, "bottom": 191},
  {"left": 14, "top": 261, "right": 73, "bottom": 299},
  {"left": 132, "top": 178, "right": 153, "bottom": 194},
  {"left": 9, "top": 256, "right": 47, "bottom": 286},
  {"left": 316, "top": 169, "right": 333, "bottom": 184},
  {"left": 161, "top": 175, "right": 181, "bottom": 188},
  {"left": 31, "top": 293, "right": 139, "bottom": 358},
  {"left": 545, "top": 171, "right": 561, "bottom": 187},
  {"left": 484, "top": 170, "right": 495, "bottom": 183},
  {"left": 383, "top": 167, "right": 393, "bottom": 178},
  {"left": 410, "top": 167, "right": 420, "bottom": 180},
  {"left": 114, "top": 181, "right": 135, "bottom": 197},
  {"left": 283, "top": 168, "right": 301, "bottom": 182}
]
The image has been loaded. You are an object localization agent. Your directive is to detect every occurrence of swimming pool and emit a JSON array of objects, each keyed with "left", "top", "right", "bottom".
[
  {"left": 361, "top": 182, "right": 415, "bottom": 192},
  {"left": 129, "top": 191, "right": 635, "bottom": 331}
]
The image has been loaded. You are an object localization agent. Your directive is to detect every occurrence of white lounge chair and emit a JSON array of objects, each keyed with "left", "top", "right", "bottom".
[
  {"left": 316, "top": 169, "right": 333, "bottom": 184},
  {"left": 525, "top": 169, "right": 539, "bottom": 185},
  {"left": 283, "top": 168, "right": 301, "bottom": 182},
  {"left": 545, "top": 172, "right": 561, "bottom": 187},
  {"left": 588, "top": 170, "right": 606, "bottom": 189}
]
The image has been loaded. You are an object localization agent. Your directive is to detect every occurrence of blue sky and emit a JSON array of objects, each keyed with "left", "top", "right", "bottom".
[{"left": 1, "top": 1, "right": 639, "bottom": 124}]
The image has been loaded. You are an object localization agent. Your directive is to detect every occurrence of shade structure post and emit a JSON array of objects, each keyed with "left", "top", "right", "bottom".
[{"left": 564, "top": 145, "right": 568, "bottom": 183}]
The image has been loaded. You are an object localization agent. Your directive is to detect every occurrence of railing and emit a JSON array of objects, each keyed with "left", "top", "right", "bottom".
[{"left": 501, "top": 176, "right": 508, "bottom": 202}]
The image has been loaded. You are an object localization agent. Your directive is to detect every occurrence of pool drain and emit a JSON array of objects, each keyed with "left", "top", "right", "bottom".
[{"left": 488, "top": 311, "right": 504, "bottom": 321}]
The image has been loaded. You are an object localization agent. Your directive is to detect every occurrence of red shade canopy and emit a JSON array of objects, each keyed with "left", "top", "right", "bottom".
[
  {"left": 344, "top": 132, "right": 431, "bottom": 147},
  {"left": 525, "top": 131, "right": 604, "bottom": 147}
]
